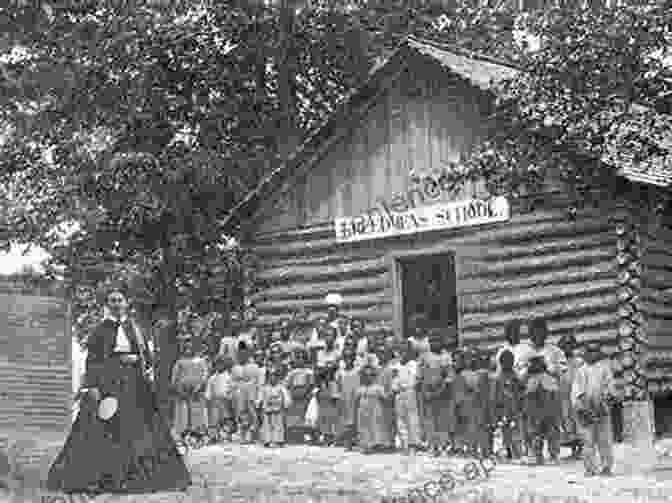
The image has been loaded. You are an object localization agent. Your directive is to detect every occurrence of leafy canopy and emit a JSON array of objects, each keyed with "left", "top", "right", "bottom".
[{"left": 1, "top": 0, "right": 670, "bottom": 331}]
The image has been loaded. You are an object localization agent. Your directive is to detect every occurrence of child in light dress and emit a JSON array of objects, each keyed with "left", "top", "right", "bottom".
[{"left": 258, "top": 366, "right": 291, "bottom": 447}]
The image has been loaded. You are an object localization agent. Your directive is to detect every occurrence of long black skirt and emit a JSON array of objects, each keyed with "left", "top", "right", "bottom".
[{"left": 47, "top": 360, "right": 191, "bottom": 494}]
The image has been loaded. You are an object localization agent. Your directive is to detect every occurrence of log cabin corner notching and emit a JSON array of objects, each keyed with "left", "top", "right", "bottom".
[{"left": 224, "top": 37, "right": 672, "bottom": 409}]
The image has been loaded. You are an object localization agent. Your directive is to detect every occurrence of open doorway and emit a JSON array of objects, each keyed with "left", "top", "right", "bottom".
[{"left": 398, "top": 252, "right": 459, "bottom": 349}]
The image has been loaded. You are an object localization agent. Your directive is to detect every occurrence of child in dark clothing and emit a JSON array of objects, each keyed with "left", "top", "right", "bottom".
[
  {"left": 452, "top": 348, "right": 481, "bottom": 456},
  {"left": 334, "top": 346, "right": 361, "bottom": 450},
  {"left": 476, "top": 349, "right": 494, "bottom": 457},
  {"left": 525, "top": 355, "right": 561, "bottom": 465},
  {"left": 493, "top": 350, "right": 524, "bottom": 460}
]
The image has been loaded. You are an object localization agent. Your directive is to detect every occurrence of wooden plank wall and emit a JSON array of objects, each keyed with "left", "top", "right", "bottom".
[
  {"left": 0, "top": 281, "right": 70, "bottom": 433},
  {"left": 641, "top": 216, "right": 672, "bottom": 392},
  {"left": 254, "top": 58, "right": 490, "bottom": 234},
  {"left": 249, "top": 201, "right": 620, "bottom": 353}
]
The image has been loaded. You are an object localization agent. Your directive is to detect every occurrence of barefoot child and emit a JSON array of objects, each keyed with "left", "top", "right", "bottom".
[
  {"left": 171, "top": 336, "right": 210, "bottom": 443},
  {"left": 356, "top": 357, "right": 388, "bottom": 454},
  {"left": 232, "top": 343, "right": 262, "bottom": 444},
  {"left": 525, "top": 355, "right": 561, "bottom": 465},
  {"left": 258, "top": 366, "right": 291, "bottom": 447},
  {"left": 285, "top": 348, "right": 317, "bottom": 444},
  {"left": 559, "top": 334, "right": 584, "bottom": 459},
  {"left": 334, "top": 346, "right": 361, "bottom": 450},
  {"left": 205, "top": 355, "right": 235, "bottom": 442},
  {"left": 391, "top": 339, "right": 422, "bottom": 454},
  {"left": 418, "top": 337, "right": 446, "bottom": 455},
  {"left": 476, "top": 349, "right": 495, "bottom": 457},
  {"left": 315, "top": 326, "right": 341, "bottom": 445},
  {"left": 378, "top": 338, "right": 399, "bottom": 452},
  {"left": 492, "top": 349, "right": 524, "bottom": 460}
]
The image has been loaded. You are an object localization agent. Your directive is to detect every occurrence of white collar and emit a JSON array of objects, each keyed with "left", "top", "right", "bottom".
[{"left": 104, "top": 314, "right": 129, "bottom": 324}]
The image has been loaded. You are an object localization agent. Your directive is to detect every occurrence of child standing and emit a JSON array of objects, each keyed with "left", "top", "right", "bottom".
[
  {"left": 284, "top": 348, "right": 316, "bottom": 444},
  {"left": 572, "top": 342, "right": 617, "bottom": 477},
  {"left": 391, "top": 340, "right": 422, "bottom": 454},
  {"left": 452, "top": 348, "right": 481, "bottom": 456},
  {"left": 492, "top": 350, "right": 524, "bottom": 461},
  {"left": 257, "top": 366, "right": 291, "bottom": 447},
  {"left": 171, "top": 336, "right": 210, "bottom": 442},
  {"left": 378, "top": 339, "right": 399, "bottom": 452},
  {"left": 205, "top": 355, "right": 236, "bottom": 442},
  {"left": 476, "top": 349, "right": 494, "bottom": 457},
  {"left": 334, "top": 346, "right": 361, "bottom": 450},
  {"left": 356, "top": 357, "right": 389, "bottom": 454},
  {"left": 559, "top": 334, "right": 584, "bottom": 459},
  {"left": 418, "top": 338, "right": 446, "bottom": 454},
  {"left": 525, "top": 355, "right": 562, "bottom": 465},
  {"left": 315, "top": 326, "right": 341, "bottom": 445},
  {"left": 231, "top": 343, "right": 263, "bottom": 444}
]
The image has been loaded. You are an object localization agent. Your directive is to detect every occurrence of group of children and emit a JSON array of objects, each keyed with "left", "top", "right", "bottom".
[{"left": 169, "top": 310, "right": 618, "bottom": 475}]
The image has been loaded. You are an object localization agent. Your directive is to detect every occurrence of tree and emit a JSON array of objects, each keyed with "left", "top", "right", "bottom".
[{"left": 0, "top": 0, "right": 379, "bottom": 407}]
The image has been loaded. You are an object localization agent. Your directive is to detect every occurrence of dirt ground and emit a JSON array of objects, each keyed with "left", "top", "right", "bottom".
[{"left": 4, "top": 432, "right": 672, "bottom": 503}]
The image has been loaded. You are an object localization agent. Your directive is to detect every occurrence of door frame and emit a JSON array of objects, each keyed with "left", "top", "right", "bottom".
[{"left": 387, "top": 246, "right": 461, "bottom": 342}]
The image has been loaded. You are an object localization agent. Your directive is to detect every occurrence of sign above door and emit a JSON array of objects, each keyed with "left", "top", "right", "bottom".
[{"left": 334, "top": 196, "right": 510, "bottom": 243}]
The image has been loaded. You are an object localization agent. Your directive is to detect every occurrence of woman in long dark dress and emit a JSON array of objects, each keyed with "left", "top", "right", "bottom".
[{"left": 47, "top": 285, "right": 191, "bottom": 494}]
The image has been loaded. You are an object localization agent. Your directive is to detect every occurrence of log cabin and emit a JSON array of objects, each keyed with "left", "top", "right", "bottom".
[{"left": 222, "top": 36, "right": 672, "bottom": 438}]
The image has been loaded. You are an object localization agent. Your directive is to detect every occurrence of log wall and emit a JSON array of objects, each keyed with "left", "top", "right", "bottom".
[
  {"left": 640, "top": 212, "right": 672, "bottom": 395},
  {"left": 248, "top": 199, "right": 620, "bottom": 353}
]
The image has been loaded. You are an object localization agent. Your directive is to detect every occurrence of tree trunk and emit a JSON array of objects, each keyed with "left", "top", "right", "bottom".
[
  {"left": 278, "top": 0, "right": 299, "bottom": 160},
  {"left": 154, "top": 248, "right": 180, "bottom": 422}
]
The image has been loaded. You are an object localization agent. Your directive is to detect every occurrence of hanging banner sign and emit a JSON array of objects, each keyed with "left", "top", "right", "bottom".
[{"left": 334, "top": 196, "right": 510, "bottom": 243}]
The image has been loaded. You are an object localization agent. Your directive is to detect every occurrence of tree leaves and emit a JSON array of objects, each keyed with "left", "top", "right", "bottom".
[{"left": 1, "top": 0, "right": 670, "bottom": 331}]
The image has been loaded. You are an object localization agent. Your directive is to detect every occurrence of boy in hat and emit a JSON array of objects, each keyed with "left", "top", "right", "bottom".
[{"left": 571, "top": 342, "right": 617, "bottom": 476}]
